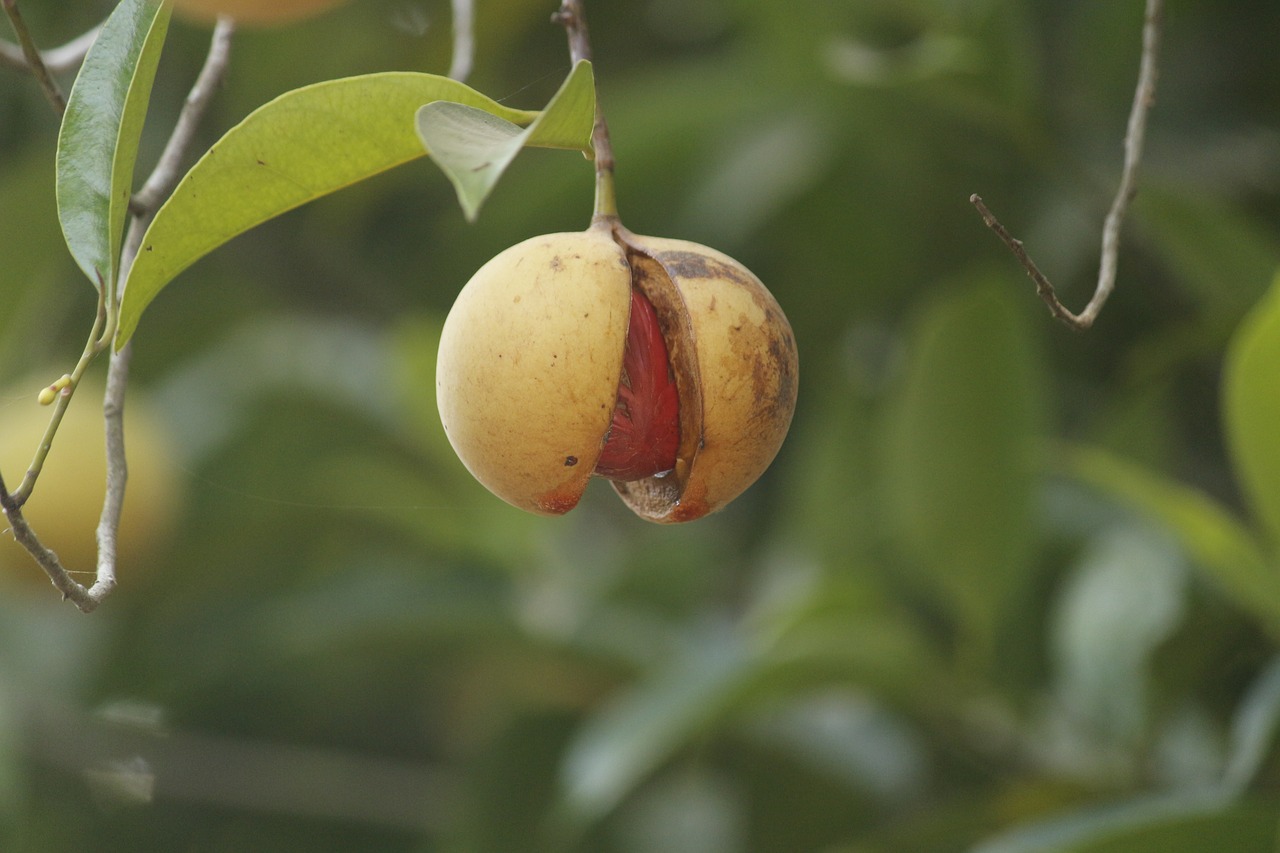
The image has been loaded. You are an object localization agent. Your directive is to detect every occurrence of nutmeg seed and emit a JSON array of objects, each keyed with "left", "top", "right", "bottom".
[{"left": 436, "top": 219, "right": 798, "bottom": 522}]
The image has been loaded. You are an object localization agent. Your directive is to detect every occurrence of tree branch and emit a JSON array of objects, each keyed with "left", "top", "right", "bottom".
[
  {"left": 0, "top": 473, "right": 94, "bottom": 605},
  {"left": 970, "top": 0, "right": 1164, "bottom": 332},
  {"left": 1, "top": 22, "right": 236, "bottom": 612},
  {"left": 1, "top": 0, "right": 68, "bottom": 112}
]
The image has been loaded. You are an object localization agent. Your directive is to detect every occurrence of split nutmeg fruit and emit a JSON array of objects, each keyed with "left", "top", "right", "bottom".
[{"left": 436, "top": 218, "right": 798, "bottom": 523}]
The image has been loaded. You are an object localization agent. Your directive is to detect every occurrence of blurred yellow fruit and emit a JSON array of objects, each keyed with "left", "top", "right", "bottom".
[
  {"left": 170, "top": 0, "right": 349, "bottom": 27},
  {"left": 0, "top": 373, "right": 181, "bottom": 588}
]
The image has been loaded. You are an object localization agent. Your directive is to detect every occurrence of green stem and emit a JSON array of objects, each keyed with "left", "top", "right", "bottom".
[
  {"left": 9, "top": 283, "right": 109, "bottom": 506},
  {"left": 593, "top": 153, "right": 617, "bottom": 220}
]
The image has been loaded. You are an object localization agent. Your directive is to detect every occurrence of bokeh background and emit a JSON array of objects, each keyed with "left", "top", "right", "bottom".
[{"left": 2, "top": 0, "right": 1279, "bottom": 850}]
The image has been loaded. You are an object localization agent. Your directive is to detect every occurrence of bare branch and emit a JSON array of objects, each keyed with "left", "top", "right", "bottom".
[
  {"left": 132, "top": 17, "right": 235, "bottom": 213},
  {"left": 1, "top": 0, "right": 67, "bottom": 112},
  {"left": 970, "top": 0, "right": 1164, "bottom": 332},
  {"left": 1, "top": 23, "right": 235, "bottom": 611},
  {"left": 446, "top": 0, "right": 473, "bottom": 82},
  {"left": 88, "top": 341, "right": 133, "bottom": 605}
]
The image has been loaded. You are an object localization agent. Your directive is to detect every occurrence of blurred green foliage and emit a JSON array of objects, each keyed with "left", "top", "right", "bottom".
[{"left": 2, "top": 0, "right": 1280, "bottom": 850}]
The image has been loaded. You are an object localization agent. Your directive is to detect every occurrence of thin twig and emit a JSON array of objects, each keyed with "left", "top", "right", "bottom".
[
  {"left": 970, "top": 0, "right": 1164, "bottom": 332},
  {"left": 132, "top": 17, "right": 235, "bottom": 213},
  {"left": 446, "top": 0, "right": 473, "bottom": 82},
  {"left": 1, "top": 0, "right": 67, "bottom": 112},
  {"left": 0, "top": 23, "right": 98, "bottom": 74},
  {"left": 0, "top": 474, "right": 91, "bottom": 605},
  {"left": 1, "top": 23, "right": 236, "bottom": 612}
]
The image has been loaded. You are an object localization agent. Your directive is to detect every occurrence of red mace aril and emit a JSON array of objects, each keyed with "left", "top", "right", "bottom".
[
  {"left": 594, "top": 288, "right": 680, "bottom": 481},
  {"left": 435, "top": 219, "right": 798, "bottom": 523}
]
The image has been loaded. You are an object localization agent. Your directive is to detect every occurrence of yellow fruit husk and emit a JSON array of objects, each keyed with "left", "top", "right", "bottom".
[
  {"left": 435, "top": 227, "right": 631, "bottom": 515},
  {"left": 436, "top": 220, "right": 799, "bottom": 523}
]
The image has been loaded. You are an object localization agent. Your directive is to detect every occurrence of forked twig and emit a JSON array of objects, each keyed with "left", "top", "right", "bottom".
[
  {"left": 0, "top": 21, "right": 235, "bottom": 612},
  {"left": 971, "top": 0, "right": 1164, "bottom": 332}
]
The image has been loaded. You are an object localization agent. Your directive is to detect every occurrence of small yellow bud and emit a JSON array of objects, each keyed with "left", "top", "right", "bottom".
[{"left": 37, "top": 375, "right": 74, "bottom": 406}]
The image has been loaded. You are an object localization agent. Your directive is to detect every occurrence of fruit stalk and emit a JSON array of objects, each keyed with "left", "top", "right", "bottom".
[{"left": 553, "top": 0, "right": 617, "bottom": 220}]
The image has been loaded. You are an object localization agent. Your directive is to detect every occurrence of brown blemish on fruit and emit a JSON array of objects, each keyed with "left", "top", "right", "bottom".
[
  {"left": 658, "top": 251, "right": 757, "bottom": 290},
  {"left": 769, "top": 329, "right": 799, "bottom": 415},
  {"left": 668, "top": 477, "right": 710, "bottom": 523},
  {"left": 535, "top": 487, "right": 582, "bottom": 515},
  {"left": 564, "top": 455, "right": 578, "bottom": 466}
]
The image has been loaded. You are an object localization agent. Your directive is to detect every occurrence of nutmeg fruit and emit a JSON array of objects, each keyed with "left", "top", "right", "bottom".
[{"left": 435, "top": 218, "right": 797, "bottom": 523}]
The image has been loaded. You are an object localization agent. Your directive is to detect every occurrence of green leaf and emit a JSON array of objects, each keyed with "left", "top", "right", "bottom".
[
  {"left": 970, "top": 794, "right": 1274, "bottom": 853},
  {"left": 56, "top": 0, "right": 170, "bottom": 291},
  {"left": 1066, "top": 445, "right": 1280, "bottom": 635},
  {"left": 1223, "top": 271, "right": 1280, "bottom": 552},
  {"left": 877, "top": 278, "right": 1045, "bottom": 643},
  {"left": 117, "top": 67, "right": 580, "bottom": 347},
  {"left": 559, "top": 625, "right": 752, "bottom": 826},
  {"left": 416, "top": 59, "right": 596, "bottom": 221}
]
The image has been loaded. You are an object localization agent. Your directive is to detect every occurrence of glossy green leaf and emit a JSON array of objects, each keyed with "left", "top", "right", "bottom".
[
  {"left": 1223, "top": 271, "right": 1280, "bottom": 551},
  {"left": 417, "top": 59, "right": 596, "bottom": 221},
  {"left": 1066, "top": 445, "right": 1280, "bottom": 635},
  {"left": 560, "top": 626, "right": 752, "bottom": 825},
  {"left": 117, "top": 67, "right": 579, "bottom": 346},
  {"left": 56, "top": 0, "right": 170, "bottom": 291},
  {"left": 878, "top": 279, "right": 1045, "bottom": 640}
]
